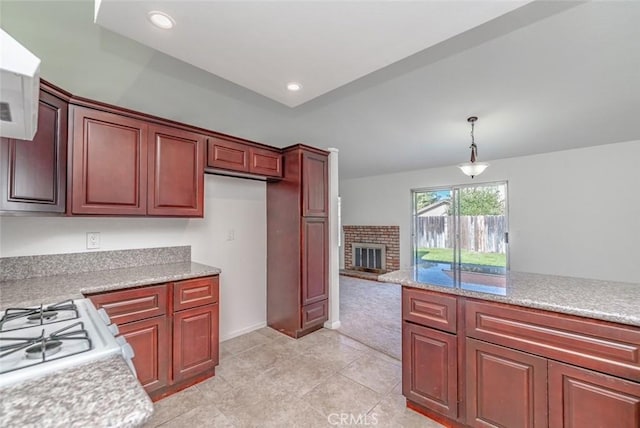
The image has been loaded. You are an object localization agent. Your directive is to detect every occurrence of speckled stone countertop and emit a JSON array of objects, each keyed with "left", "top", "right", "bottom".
[
  {"left": 0, "top": 355, "right": 154, "bottom": 428},
  {"left": 379, "top": 268, "right": 640, "bottom": 327},
  {"left": 0, "top": 261, "right": 222, "bottom": 310}
]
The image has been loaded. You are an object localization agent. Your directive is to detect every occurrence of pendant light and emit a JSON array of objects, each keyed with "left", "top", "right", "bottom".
[{"left": 458, "top": 116, "right": 489, "bottom": 178}]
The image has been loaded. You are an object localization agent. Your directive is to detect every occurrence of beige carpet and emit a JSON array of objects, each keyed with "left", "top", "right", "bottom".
[{"left": 338, "top": 275, "right": 402, "bottom": 360}]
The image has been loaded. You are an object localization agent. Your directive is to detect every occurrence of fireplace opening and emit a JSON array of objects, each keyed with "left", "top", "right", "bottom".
[{"left": 351, "top": 243, "right": 386, "bottom": 273}]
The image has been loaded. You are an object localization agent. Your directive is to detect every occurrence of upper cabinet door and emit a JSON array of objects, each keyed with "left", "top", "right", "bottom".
[
  {"left": 301, "top": 151, "right": 328, "bottom": 217},
  {"left": 250, "top": 147, "right": 282, "bottom": 178},
  {"left": 1, "top": 90, "right": 68, "bottom": 213},
  {"left": 206, "top": 136, "right": 249, "bottom": 173},
  {"left": 148, "top": 124, "right": 204, "bottom": 217},
  {"left": 70, "top": 106, "right": 148, "bottom": 215}
]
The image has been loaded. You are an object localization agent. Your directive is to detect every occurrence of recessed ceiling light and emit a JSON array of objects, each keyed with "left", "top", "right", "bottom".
[
  {"left": 287, "top": 82, "right": 302, "bottom": 92},
  {"left": 148, "top": 11, "right": 175, "bottom": 30}
]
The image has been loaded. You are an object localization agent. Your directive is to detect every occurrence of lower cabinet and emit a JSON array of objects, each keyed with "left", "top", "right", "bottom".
[
  {"left": 401, "top": 287, "right": 640, "bottom": 428},
  {"left": 466, "top": 338, "right": 548, "bottom": 428},
  {"left": 403, "top": 322, "right": 458, "bottom": 419},
  {"left": 88, "top": 275, "right": 219, "bottom": 400},
  {"left": 173, "top": 304, "right": 219, "bottom": 383},
  {"left": 118, "top": 316, "right": 170, "bottom": 393},
  {"left": 548, "top": 361, "right": 640, "bottom": 428}
]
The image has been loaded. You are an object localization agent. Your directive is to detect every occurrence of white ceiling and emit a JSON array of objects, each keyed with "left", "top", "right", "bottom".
[
  {"left": 3, "top": 1, "right": 638, "bottom": 180},
  {"left": 94, "top": 0, "right": 530, "bottom": 107}
]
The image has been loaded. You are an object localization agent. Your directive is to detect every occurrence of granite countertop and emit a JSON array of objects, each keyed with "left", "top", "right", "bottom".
[
  {"left": 0, "top": 355, "right": 154, "bottom": 428},
  {"left": 0, "top": 258, "right": 221, "bottom": 427},
  {"left": 379, "top": 268, "right": 640, "bottom": 327},
  {"left": 0, "top": 261, "right": 222, "bottom": 310}
]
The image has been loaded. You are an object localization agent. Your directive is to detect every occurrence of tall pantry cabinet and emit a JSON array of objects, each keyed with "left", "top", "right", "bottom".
[{"left": 267, "top": 144, "right": 329, "bottom": 338}]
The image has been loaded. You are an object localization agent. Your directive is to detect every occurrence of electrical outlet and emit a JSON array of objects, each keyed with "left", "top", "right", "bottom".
[
  {"left": 226, "top": 229, "right": 235, "bottom": 241},
  {"left": 86, "top": 232, "right": 100, "bottom": 249}
]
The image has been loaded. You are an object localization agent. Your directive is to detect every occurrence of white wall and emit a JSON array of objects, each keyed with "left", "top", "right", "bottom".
[
  {"left": 340, "top": 140, "right": 640, "bottom": 283},
  {"left": 0, "top": 175, "right": 267, "bottom": 341}
]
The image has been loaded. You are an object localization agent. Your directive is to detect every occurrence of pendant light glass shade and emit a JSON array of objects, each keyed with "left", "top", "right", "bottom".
[
  {"left": 458, "top": 162, "right": 489, "bottom": 178},
  {"left": 458, "top": 116, "right": 488, "bottom": 178}
]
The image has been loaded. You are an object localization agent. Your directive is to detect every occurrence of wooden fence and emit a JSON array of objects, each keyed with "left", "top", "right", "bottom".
[{"left": 416, "top": 215, "right": 506, "bottom": 253}]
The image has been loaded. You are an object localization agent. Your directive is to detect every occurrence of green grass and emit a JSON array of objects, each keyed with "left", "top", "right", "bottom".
[{"left": 417, "top": 247, "right": 506, "bottom": 267}]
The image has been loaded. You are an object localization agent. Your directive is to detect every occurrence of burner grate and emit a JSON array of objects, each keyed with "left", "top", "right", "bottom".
[
  {"left": 0, "top": 321, "right": 93, "bottom": 374},
  {"left": 0, "top": 300, "right": 79, "bottom": 332}
]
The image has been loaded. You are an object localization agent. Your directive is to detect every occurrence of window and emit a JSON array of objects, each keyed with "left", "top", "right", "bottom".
[{"left": 411, "top": 182, "right": 508, "bottom": 292}]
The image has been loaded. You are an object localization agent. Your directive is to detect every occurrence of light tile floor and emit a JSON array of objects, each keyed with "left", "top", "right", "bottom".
[{"left": 144, "top": 328, "right": 444, "bottom": 428}]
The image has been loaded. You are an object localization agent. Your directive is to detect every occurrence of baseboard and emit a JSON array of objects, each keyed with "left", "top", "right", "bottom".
[
  {"left": 220, "top": 321, "right": 267, "bottom": 342},
  {"left": 324, "top": 320, "right": 341, "bottom": 329}
]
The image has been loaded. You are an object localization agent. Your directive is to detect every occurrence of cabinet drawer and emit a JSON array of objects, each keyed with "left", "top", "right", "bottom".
[
  {"left": 301, "top": 300, "right": 328, "bottom": 330},
  {"left": 173, "top": 276, "right": 219, "bottom": 312},
  {"left": 403, "top": 287, "right": 457, "bottom": 333},
  {"left": 466, "top": 300, "right": 640, "bottom": 382},
  {"left": 89, "top": 284, "right": 167, "bottom": 324}
]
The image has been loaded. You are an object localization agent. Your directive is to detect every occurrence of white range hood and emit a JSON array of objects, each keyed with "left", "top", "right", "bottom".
[{"left": 0, "top": 28, "right": 41, "bottom": 141}]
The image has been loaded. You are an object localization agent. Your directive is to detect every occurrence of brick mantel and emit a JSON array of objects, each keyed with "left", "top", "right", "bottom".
[{"left": 343, "top": 225, "right": 400, "bottom": 273}]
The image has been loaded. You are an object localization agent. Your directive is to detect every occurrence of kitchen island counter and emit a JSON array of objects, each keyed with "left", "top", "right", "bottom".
[
  {"left": 0, "top": 354, "right": 153, "bottom": 428},
  {"left": 380, "top": 268, "right": 640, "bottom": 327},
  {"left": 0, "top": 261, "right": 221, "bottom": 311}
]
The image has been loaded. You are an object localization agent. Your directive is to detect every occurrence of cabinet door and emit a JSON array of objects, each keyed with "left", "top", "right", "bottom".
[
  {"left": 70, "top": 106, "right": 148, "bottom": 215},
  {"left": 118, "top": 316, "right": 170, "bottom": 394},
  {"left": 249, "top": 147, "right": 282, "bottom": 178},
  {"left": 549, "top": 361, "right": 640, "bottom": 428},
  {"left": 148, "top": 124, "right": 204, "bottom": 216},
  {"left": 1, "top": 90, "right": 67, "bottom": 213},
  {"left": 301, "top": 151, "right": 328, "bottom": 217},
  {"left": 206, "top": 136, "right": 249, "bottom": 173},
  {"left": 173, "top": 304, "right": 219, "bottom": 383},
  {"left": 301, "top": 217, "right": 328, "bottom": 306},
  {"left": 403, "top": 322, "right": 458, "bottom": 418},
  {"left": 466, "top": 338, "right": 548, "bottom": 428}
]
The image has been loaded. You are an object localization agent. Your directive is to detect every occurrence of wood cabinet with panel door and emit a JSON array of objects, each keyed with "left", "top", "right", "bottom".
[
  {"left": 267, "top": 144, "right": 329, "bottom": 338},
  {"left": 206, "top": 134, "right": 282, "bottom": 179},
  {"left": 68, "top": 104, "right": 205, "bottom": 217},
  {"left": 1, "top": 82, "right": 69, "bottom": 214},
  {"left": 148, "top": 124, "right": 204, "bottom": 216},
  {"left": 171, "top": 276, "right": 219, "bottom": 384},
  {"left": 402, "top": 288, "right": 459, "bottom": 421},
  {"left": 548, "top": 361, "right": 640, "bottom": 428},
  {"left": 69, "top": 105, "right": 149, "bottom": 215},
  {"left": 466, "top": 338, "right": 548, "bottom": 428},
  {"left": 87, "top": 275, "right": 219, "bottom": 400}
]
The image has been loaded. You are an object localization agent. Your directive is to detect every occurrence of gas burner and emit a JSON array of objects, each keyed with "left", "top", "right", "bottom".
[
  {"left": 0, "top": 321, "right": 92, "bottom": 374},
  {"left": 0, "top": 300, "right": 79, "bottom": 332},
  {"left": 26, "top": 340, "right": 62, "bottom": 359},
  {"left": 27, "top": 311, "right": 58, "bottom": 323}
]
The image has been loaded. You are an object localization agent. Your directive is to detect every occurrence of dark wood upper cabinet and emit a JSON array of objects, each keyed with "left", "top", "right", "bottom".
[
  {"left": 1, "top": 88, "right": 68, "bottom": 213},
  {"left": 206, "top": 135, "right": 282, "bottom": 179},
  {"left": 301, "top": 150, "right": 328, "bottom": 217},
  {"left": 147, "top": 124, "right": 204, "bottom": 217},
  {"left": 207, "top": 136, "right": 249, "bottom": 173},
  {"left": 70, "top": 106, "right": 148, "bottom": 215}
]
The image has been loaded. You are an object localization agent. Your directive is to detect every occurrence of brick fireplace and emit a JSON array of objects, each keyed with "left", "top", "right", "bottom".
[{"left": 343, "top": 225, "right": 400, "bottom": 273}]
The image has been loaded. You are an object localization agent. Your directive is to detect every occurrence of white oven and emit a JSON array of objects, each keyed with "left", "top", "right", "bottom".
[{"left": 0, "top": 298, "right": 135, "bottom": 388}]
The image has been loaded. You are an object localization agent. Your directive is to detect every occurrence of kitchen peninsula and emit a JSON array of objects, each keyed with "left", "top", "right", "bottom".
[{"left": 380, "top": 268, "right": 640, "bottom": 427}]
